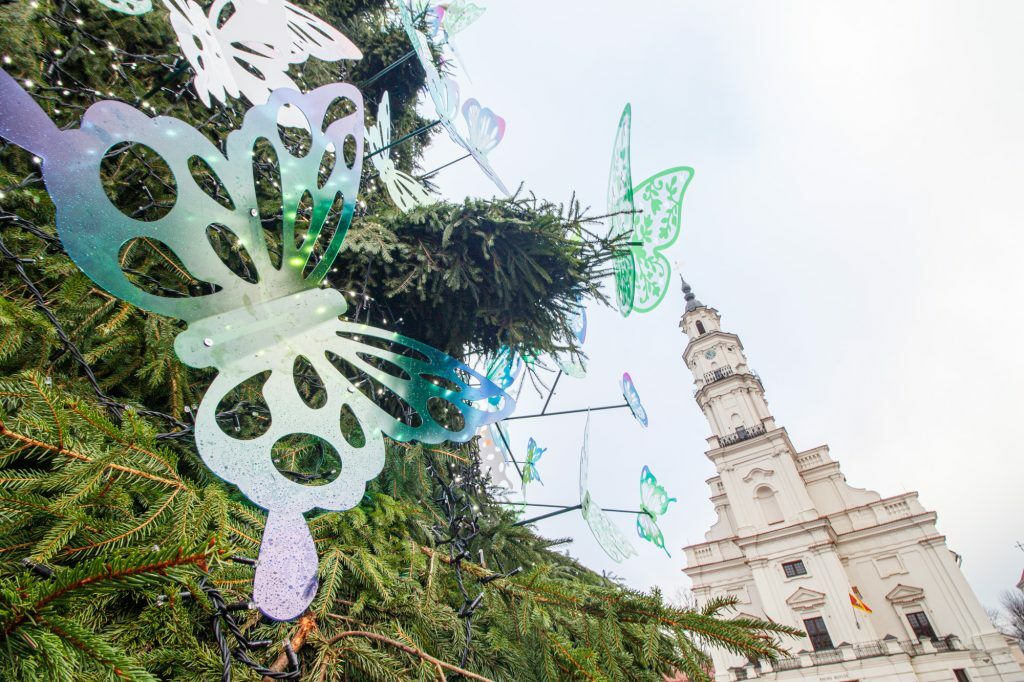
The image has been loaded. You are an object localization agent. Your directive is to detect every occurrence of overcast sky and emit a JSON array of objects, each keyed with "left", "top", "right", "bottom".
[{"left": 414, "top": 1, "right": 1024, "bottom": 613}]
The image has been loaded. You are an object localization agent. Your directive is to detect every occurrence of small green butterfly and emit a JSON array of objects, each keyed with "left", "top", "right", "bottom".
[
  {"left": 636, "top": 466, "right": 677, "bottom": 556},
  {"left": 521, "top": 437, "right": 546, "bottom": 485}
]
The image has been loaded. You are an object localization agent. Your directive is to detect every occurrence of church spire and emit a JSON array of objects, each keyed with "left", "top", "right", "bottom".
[{"left": 680, "top": 273, "right": 703, "bottom": 313}]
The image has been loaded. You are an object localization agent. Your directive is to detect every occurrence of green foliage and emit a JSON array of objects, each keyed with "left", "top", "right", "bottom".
[{"left": 0, "top": 1, "right": 800, "bottom": 680}]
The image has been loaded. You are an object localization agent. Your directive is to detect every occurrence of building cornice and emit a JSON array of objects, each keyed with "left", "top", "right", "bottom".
[{"left": 681, "top": 329, "right": 742, "bottom": 361}]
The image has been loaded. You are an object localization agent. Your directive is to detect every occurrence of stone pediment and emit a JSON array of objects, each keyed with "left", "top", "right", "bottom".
[
  {"left": 742, "top": 467, "right": 775, "bottom": 483},
  {"left": 733, "top": 612, "right": 760, "bottom": 621},
  {"left": 886, "top": 584, "right": 925, "bottom": 605},
  {"left": 786, "top": 587, "right": 827, "bottom": 611}
]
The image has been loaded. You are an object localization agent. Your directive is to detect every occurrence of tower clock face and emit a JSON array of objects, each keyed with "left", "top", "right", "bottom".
[{"left": 704, "top": 349, "right": 717, "bottom": 360}]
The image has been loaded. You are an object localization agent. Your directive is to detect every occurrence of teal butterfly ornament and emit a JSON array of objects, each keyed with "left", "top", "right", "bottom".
[
  {"left": 0, "top": 70, "right": 515, "bottom": 621},
  {"left": 636, "top": 466, "right": 677, "bottom": 556},
  {"left": 521, "top": 437, "right": 546, "bottom": 485}
]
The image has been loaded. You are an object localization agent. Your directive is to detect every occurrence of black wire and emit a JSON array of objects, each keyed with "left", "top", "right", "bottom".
[{"left": 199, "top": 578, "right": 301, "bottom": 681}]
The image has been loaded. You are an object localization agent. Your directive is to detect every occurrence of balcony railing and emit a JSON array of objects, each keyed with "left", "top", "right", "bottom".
[
  {"left": 771, "top": 657, "right": 802, "bottom": 671},
  {"left": 703, "top": 366, "right": 734, "bottom": 384},
  {"left": 719, "top": 424, "right": 767, "bottom": 446},
  {"left": 810, "top": 649, "right": 843, "bottom": 665},
  {"left": 738, "top": 636, "right": 965, "bottom": 679},
  {"left": 853, "top": 641, "right": 886, "bottom": 658}
]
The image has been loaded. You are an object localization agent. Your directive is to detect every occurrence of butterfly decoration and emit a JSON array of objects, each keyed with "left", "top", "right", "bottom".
[
  {"left": 366, "top": 91, "right": 433, "bottom": 211},
  {"left": 484, "top": 345, "right": 522, "bottom": 405},
  {"left": 95, "top": 0, "right": 152, "bottom": 14},
  {"left": 0, "top": 70, "right": 514, "bottom": 621},
  {"left": 607, "top": 104, "right": 637, "bottom": 317},
  {"left": 579, "top": 412, "right": 638, "bottom": 562},
  {"left": 555, "top": 299, "right": 588, "bottom": 379},
  {"left": 426, "top": 1, "right": 485, "bottom": 80},
  {"left": 621, "top": 372, "right": 648, "bottom": 428},
  {"left": 521, "top": 436, "right": 546, "bottom": 485},
  {"left": 399, "top": 1, "right": 510, "bottom": 196},
  {"left": 427, "top": 1, "right": 486, "bottom": 42},
  {"left": 606, "top": 103, "right": 694, "bottom": 314},
  {"left": 161, "top": 0, "right": 362, "bottom": 126},
  {"left": 636, "top": 465, "right": 676, "bottom": 556}
]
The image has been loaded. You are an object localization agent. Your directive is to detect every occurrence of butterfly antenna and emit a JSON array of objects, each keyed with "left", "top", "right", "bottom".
[{"left": 0, "top": 69, "right": 62, "bottom": 160}]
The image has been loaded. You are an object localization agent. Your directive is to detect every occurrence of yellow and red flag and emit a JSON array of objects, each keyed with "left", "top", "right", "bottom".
[{"left": 849, "top": 588, "right": 872, "bottom": 614}]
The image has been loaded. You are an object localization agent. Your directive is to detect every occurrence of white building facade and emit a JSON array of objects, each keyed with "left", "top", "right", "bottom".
[{"left": 678, "top": 281, "right": 1023, "bottom": 682}]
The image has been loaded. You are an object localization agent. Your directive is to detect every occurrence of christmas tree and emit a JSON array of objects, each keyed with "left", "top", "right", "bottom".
[{"left": 0, "top": 1, "right": 799, "bottom": 679}]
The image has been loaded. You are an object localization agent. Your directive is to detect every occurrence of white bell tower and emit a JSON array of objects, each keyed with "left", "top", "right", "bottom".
[{"left": 678, "top": 277, "right": 1024, "bottom": 682}]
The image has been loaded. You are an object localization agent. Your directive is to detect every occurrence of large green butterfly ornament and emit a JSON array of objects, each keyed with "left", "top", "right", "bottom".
[
  {"left": 0, "top": 69, "right": 514, "bottom": 620},
  {"left": 606, "top": 104, "right": 694, "bottom": 315}
]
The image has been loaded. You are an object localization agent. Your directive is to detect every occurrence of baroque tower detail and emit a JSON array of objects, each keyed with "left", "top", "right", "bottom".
[{"left": 678, "top": 279, "right": 1023, "bottom": 682}]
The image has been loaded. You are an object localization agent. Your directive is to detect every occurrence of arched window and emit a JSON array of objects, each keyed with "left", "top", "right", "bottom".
[
  {"left": 755, "top": 485, "right": 784, "bottom": 525},
  {"left": 696, "top": 320, "right": 706, "bottom": 335}
]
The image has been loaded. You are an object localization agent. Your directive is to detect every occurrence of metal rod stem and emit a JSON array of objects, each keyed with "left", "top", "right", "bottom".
[
  {"left": 497, "top": 501, "right": 649, "bottom": 516},
  {"left": 541, "top": 370, "right": 562, "bottom": 415},
  {"left": 494, "top": 424, "right": 523, "bottom": 481},
  {"left": 359, "top": 50, "right": 415, "bottom": 88},
  {"left": 512, "top": 504, "right": 582, "bottom": 526},
  {"left": 418, "top": 152, "right": 472, "bottom": 179},
  {"left": 503, "top": 403, "right": 629, "bottom": 421},
  {"left": 366, "top": 119, "right": 441, "bottom": 159}
]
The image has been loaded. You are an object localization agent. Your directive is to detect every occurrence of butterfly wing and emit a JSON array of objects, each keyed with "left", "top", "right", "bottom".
[
  {"left": 635, "top": 511, "right": 670, "bottom": 557},
  {"left": 584, "top": 495, "right": 638, "bottom": 563},
  {"left": 0, "top": 72, "right": 366, "bottom": 321},
  {"left": 631, "top": 168, "right": 694, "bottom": 313},
  {"left": 460, "top": 98, "right": 509, "bottom": 196},
  {"left": 282, "top": 1, "right": 364, "bottom": 62},
  {"left": 640, "top": 465, "right": 676, "bottom": 517},
  {"left": 163, "top": 0, "right": 241, "bottom": 107},
  {"left": 441, "top": 0, "right": 486, "bottom": 36},
  {"left": 96, "top": 0, "right": 152, "bottom": 15},
  {"left": 607, "top": 104, "right": 636, "bottom": 317},
  {"left": 620, "top": 373, "right": 649, "bottom": 428},
  {"left": 575, "top": 412, "right": 636, "bottom": 561},
  {"left": 477, "top": 425, "right": 515, "bottom": 490},
  {"left": 462, "top": 98, "right": 505, "bottom": 156}
]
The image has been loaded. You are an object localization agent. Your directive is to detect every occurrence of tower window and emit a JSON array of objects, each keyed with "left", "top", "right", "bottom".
[
  {"left": 803, "top": 617, "right": 834, "bottom": 651},
  {"left": 906, "top": 611, "right": 937, "bottom": 640},
  {"left": 696, "top": 320, "right": 706, "bottom": 335},
  {"left": 782, "top": 560, "right": 807, "bottom": 578},
  {"left": 953, "top": 670, "right": 971, "bottom": 682}
]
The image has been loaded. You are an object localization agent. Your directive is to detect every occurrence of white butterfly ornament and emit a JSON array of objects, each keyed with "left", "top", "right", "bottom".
[{"left": 365, "top": 91, "right": 433, "bottom": 212}]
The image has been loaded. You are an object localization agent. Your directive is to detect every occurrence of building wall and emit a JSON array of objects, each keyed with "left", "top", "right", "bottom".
[{"left": 677, "top": 301, "right": 1023, "bottom": 682}]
